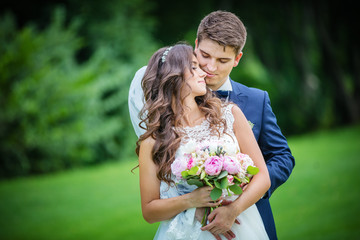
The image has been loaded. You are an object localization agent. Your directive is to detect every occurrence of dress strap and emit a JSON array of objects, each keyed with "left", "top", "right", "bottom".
[{"left": 222, "top": 103, "right": 235, "bottom": 131}]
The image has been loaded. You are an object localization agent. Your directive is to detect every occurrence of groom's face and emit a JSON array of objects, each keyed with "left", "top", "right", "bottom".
[{"left": 195, "top": 38, "right": 242, "bottom": 91}]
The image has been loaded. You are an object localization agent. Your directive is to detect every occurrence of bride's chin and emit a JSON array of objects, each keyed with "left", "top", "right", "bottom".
[{"left": 194, "top": 91, "right": 207, "bottom": 97}]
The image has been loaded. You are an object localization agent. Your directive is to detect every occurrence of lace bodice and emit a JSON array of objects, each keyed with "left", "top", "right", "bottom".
[
  {"left": 176, "top": 103, "right": 239, "bottom": 153},
  {"left": 157, "top": 103, "right": 242, "bottom": 239}
]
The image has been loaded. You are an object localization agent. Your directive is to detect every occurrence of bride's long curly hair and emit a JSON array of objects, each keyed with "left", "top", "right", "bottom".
[{"left": 135, "top": 43, "right": 227, "bottom": 184}]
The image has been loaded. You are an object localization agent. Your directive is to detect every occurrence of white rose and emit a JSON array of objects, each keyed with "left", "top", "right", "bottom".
[
  {"left": 224, "top": 144, "right": 238, "bottom": 156},
  {"left": 183, "top": 140, "right": 197, "bottom": 154},
  {"left": 208, "top": 142, "right": 218, "bottom": 153}
]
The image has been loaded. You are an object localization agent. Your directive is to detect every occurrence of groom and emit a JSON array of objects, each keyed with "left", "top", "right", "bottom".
[{"left": 128, "top": 10, "right": 295, "bottom": 240}]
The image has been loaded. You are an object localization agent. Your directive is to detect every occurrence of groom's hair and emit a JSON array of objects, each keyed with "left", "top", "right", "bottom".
[{"left": 197, "top": 10, "right": 247, "bottom": 55}]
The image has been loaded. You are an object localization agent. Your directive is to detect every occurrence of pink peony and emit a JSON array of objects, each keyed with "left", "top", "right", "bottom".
[
  {"left": 223, "top": 156, "right": 241, "bottom": 174},
  {"left": 171, "top": 157, "right": 188, "bottom": 179},
  {"left": 204, "top": 156, "right": 223, "bottom": 176},
  {"left": 187, "top": 158, "right": 195, "bottom": 170},
  {"left": 227, "top": 175, "right": 234, "bottom": 185}
]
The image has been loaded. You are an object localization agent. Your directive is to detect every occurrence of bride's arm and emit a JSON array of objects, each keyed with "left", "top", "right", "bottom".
[
  {"left": 201, "top": 105, "right": 270, "bottom": 234},
  {"left": 139, "top": 137, "right": 219, "bottom": 224},
  {"left": 229, "top": 105, "right": 271, "bottom": 213}
]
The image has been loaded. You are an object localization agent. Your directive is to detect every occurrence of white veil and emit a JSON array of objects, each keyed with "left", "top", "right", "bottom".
[{"left": 128, "top": 66, "right": 147, "bottom": 138}]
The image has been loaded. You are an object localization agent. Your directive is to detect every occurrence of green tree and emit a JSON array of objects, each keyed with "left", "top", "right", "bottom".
[{"left": 0, "top": 3, "right": 158, "bottom": 177}]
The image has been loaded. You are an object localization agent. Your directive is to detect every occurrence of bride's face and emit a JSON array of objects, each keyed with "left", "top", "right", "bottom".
[{"left": 182, "top": 55, "right": 207, "bottom": 97}]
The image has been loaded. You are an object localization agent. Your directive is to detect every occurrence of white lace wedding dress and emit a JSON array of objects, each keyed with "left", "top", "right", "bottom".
[{"left": 153, "top": 104, "right": 269, "bottom": 240}]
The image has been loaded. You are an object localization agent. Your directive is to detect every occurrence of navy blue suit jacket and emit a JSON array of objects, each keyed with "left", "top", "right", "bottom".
[{"left": 229, "top": 79, "right": 295, "bottom": 240}]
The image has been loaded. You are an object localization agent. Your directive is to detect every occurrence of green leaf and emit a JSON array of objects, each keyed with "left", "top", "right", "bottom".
[
  {"left": 214, "top": 180, "right": 222, "bottom": 189},
  {"left": 247, "top": 166, "right": 259, "bottom": 175},
  {"left": 216, "top": 146, "right": 224, "bottom": 156},
  {"left": 229, "top": 185, "right": 243, "bottom": 195},
  {"left": 233, "top": 175, "right": 242, "bottom": 184},
  {"left": 207, "top": 175, "right": 217, "bottom": 180},
  {"left": 204, "top": 178, "right": 213, "bottom": 187},
  {"left": 220, "top": 177, "right": 229, "bottom": 189},
  {"left": 217, "top": 171, "right": 228, "bottom": 180},
  {"left": 226, "top": 188, "right": 232, "bottom": 196},
  {"left": 181, "top": 170, "right": 189, "bottom": 178},
  {"left": 188, "top": 166, "right": 199, "bottom": 175},
  {"left": 210, "top": 187, "right": 222, "bottom": 201},
  {"left": 187, "top": 179, "right": 204, "bottom": 187},
  {"left": 200, "top": 170, "right": 206, "bottom": 180}
]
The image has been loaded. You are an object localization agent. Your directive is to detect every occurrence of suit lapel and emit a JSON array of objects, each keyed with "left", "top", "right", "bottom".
[{"left": 229, "top": 79, "right": 248, "bottom": 111}]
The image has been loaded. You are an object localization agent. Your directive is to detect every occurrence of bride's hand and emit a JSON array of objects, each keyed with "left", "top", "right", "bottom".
[{"left": 187, "top": 186, "right": 221, "bottom": 208}]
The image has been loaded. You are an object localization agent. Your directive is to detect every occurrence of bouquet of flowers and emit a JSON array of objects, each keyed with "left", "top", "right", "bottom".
[{"left": 171, "top": 140, "right": 259, "bottom": 225}]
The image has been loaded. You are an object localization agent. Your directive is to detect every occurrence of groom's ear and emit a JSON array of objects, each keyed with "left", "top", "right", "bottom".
[
  {"left": 233, "top": 52, "right": 243, "bottom": 67},
  {"left": 195, "top": 38, "right": 198, "bottom": 49}
]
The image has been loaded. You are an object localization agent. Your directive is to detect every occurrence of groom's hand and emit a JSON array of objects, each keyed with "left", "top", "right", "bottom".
[
  {"left": 211, "top": 231, "right": 235, "bottom": 240},
  {"left": 216, "top": 199, "right": 241, "bottom": 225},
  {"left": 201, "top": 204, "right": 239, "bottom": 240}
]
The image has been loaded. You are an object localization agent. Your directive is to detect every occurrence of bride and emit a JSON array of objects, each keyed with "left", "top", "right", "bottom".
[{"left": 136, "top": 43, "right": 270, "bottom": 240}]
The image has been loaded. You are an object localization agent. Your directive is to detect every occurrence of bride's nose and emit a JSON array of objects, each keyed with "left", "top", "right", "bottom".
[{"left": 198, "top": 68, "right": 206, "bottom": 78}]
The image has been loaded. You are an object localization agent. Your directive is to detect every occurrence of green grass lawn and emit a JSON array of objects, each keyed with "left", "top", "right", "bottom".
[
  {"left": 271, "top": 124, "right": 360, "bottom": 239},
  {"left": 0, "top": 124, "right": 359, "bottom": 240}
]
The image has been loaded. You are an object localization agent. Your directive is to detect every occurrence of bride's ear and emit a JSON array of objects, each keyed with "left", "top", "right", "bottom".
[{"left": 195, "top": 39, "right": 198, "bottom": 49}]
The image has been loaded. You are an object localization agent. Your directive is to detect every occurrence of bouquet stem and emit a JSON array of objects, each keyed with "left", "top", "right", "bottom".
[
  {"left": 201, "top": 207, "right": 208, "bottom": 227},
  {"left": 201, "top": 206, "right": 216, "bottom": 227}
]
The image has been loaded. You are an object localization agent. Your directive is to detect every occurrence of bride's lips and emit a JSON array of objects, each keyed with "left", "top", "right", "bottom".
[{"left": 198, "top": 80, "right": 206, "bottom": 84}]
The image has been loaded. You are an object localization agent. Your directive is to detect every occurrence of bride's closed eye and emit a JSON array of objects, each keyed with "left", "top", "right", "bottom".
[{"left": 192, "top": 61, "right": 199, "bottom": 70}]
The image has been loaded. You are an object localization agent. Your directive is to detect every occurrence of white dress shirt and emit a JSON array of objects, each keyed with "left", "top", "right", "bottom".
[{"left": 217, "top": 76, "right": 232, "bottom": 91}]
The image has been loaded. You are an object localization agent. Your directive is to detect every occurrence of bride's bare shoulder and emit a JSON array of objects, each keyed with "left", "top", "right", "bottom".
[
  {"left": 139, "top": 136, "right": 156, "bottom": 151},
  {"left": 229, "top": 104, "right": 249, "bottom": 128},
  {"left": 230, "top": 104, "right": 243, "bottom": 116}
]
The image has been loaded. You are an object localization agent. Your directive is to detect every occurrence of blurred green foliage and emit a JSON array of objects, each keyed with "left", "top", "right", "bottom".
[
  {"left": 0, "top": 2, "right": 158, "bottom": 178},
  {"left": 156, "top": 0, "right": 360, "bottom": 135},
  {"left": 0, "top": 0, "right": 359, "bottom": 177}
]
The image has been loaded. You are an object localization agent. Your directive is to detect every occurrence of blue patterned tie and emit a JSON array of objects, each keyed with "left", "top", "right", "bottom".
[{"left": 215, "top": 90, "right": 230, "bottom": 100}]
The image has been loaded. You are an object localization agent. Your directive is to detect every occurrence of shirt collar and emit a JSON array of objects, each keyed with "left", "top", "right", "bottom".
[{"left": 216, "top": 76, "right": 232, "bottom": 91}]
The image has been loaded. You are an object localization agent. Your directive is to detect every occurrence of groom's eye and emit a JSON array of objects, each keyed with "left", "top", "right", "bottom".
[{"left": 219, "top": 59, "right": 230, "bottom": 64}]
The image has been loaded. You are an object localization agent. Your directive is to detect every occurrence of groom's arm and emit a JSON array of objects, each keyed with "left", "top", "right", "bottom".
[{"left": 259, "top": 91, "right": 295, "bottom": 198}]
